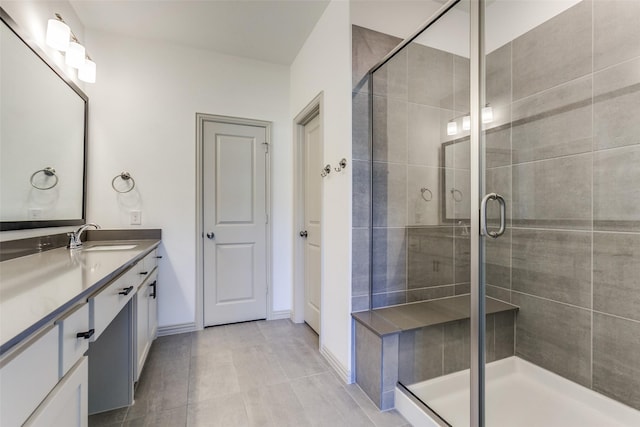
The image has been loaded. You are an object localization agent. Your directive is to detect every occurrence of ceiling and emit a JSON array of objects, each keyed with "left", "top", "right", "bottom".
[
  {"left": 69, "top": 0, "right": 465, "bottom": 66},
  {"left": 69, "top": 0, "right": 330, "bottom": 65},
  {"left": 350, "top": 0, "right": 445, "bottom": 40}
]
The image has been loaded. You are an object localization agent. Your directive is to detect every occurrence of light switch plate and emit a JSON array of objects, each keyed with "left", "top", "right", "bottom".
[
  {"left": 130, "top": 210, "right": 141, "bottom": 225},
  {"left": 28, "top": 208, "right": 43, "bottom": 219}
]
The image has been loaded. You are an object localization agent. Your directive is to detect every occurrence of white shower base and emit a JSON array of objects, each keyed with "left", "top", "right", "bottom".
[{"left": 396, "top": 356, "right": 640, "bottom": 427}]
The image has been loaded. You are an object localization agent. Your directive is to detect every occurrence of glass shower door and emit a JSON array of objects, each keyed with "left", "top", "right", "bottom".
[{"left": 483, "top": 0, "right": 640, "bottom": 426}]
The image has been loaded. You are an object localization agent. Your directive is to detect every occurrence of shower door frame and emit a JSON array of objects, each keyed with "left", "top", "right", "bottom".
[{"left": 367, "top": 0, "right": 487, "bottom": 425}]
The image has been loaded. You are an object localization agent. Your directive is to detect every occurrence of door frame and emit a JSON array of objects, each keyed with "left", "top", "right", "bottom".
[
  {"left": 292, "top": 92, "right": 324, "bottom": 332},
  {"left": 195, "top": 113, "right": 273, "bottom": 330}
]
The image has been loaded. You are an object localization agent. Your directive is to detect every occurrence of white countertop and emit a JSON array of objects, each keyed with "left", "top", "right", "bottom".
[{"left": 0, "top": 240, "right": 160, "bottom": 355}]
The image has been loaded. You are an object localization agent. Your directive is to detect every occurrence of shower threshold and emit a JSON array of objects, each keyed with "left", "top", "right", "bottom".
[{"left": 396, "top": 356, "right": 640, "bottom": 427}]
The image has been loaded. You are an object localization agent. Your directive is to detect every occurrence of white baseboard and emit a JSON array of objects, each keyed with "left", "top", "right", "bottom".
[
  {"left": 157, "top": 322, "right": 197, "bottom": 337},
  {"left": 268, "top": 310, "right": 291, "bottom": 321},
  {"left": 320, "top": 345, "right": 353, "bottom": 384}
]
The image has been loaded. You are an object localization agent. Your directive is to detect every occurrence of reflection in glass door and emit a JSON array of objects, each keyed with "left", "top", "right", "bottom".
[
  {"left": 371, "top": 0, "right": 640, "bottom": 425},
  {"left": 482, "top": 0, "right": 640, "bottom": 426}
]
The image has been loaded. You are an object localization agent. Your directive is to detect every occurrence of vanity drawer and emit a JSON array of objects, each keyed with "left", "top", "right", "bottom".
[
  {"left": 56, "top": 303, "right": 90, "bottom": 378},
  {"left": 138, "top": 249, "right": 158, "bottom": 278},
  {"left": 0, "top": 326, "right": 59, "bottom": 427},
  {"left": 89, "top": 268, "right": 137, "bottom": 341}
]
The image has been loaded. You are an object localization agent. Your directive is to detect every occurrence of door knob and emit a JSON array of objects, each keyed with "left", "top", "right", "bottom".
[
  {"left": 206, "top": 232, "right": 215, "bottom": 239},
  {"left": 299, "top": 230, "right": 308, "bottom": 238}
]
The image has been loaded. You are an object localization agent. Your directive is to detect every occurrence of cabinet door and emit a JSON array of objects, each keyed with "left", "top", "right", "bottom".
[
  {"left": 135, "top": 290, "right": 149, "bottom": 382},
  {"left": 0, "top": 326, "right": 59, "bottom": 427},
  {"left": 24, "top": 357, "right": 88, "bottom": 427},
  {"left": 148, "top": 278, "right": 158, "bottom": 340}
]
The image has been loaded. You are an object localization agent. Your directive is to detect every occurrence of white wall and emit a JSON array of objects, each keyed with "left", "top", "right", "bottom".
[
  {"left": 83, "top": 30, "right": 292, "bottom": 327},
  {"left": 290, "top": 0, "right": 353, "bottom": 381}
]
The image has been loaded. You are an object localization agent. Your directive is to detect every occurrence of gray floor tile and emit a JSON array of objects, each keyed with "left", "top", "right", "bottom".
[
  {"left": 243, "top": 382, "right": 312, "bottom": 427},
  {"left": 188, "top": 353, "right": 240, "bottom": 404},
  {"left": 124, "top": 406, "right": 187, "bottom": 427},
  {"left": 120, "top": 320, "right": 408, "bottom": 427},
  {"left": 232, "top": 344, "right": 288, "bottom": 391},
  {"left": 292, "top": 372, "right": 375, "bottom": 427},
  {"left": 187, "top": 393, "right": 250, "bottom": 427},
  {"left": 88, "top": 407, "right": 128, "bottom": 427},
  {"left": 345, "top": 384, "right": 409, "bottom": 427}
]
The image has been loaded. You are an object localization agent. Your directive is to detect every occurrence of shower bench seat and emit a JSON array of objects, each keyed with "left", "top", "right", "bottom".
[{"left": 352, "top": 295, "right": 518, "bottom": 410}]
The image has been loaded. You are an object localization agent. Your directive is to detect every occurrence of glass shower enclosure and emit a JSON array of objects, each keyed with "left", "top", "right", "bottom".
[{"left": 367, "top": 0, "right": 640, "bottom": 425}]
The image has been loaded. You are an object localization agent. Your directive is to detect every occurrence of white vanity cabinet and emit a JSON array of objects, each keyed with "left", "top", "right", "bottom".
[
  {"left": 135, "top": 272, "right": 158, "bottom": 381},
  {"left": 88, "top": 248, "right": 160, "bottom": 414},
  {"left": 0, "top": 326, "right": 60, "bottom": 427},
  {"left": 135, "top": 251, "right": 159, "bottom": 382},
  {"left": 24, "top": 357, "right": 88, "bottom": 427},
  {"left": 0, "top": 307, "right": 92, "bottom": 427},
  {"left": 0, "top": 241, "right": 161, "bottom": 425}
]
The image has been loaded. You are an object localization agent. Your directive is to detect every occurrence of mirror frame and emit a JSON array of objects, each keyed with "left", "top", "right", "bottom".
[
  {"left": 0, "top": 7, "right": 88, "bottom": 231},
  {"left": 440, "top": 137, "right": 470, "bottom": 224}
]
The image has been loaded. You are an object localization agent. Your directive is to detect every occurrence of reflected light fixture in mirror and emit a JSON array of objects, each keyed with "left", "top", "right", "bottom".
[
  {"left": 46, "top": 13, "right": 96, "bottom": 83},
  {"left": 447, "top": 105, "right": 493, "bottom": 136},
  {"left": 482, "top": 105, "right": 493, "bottom": 124},
  {"left": 447, "top": 120, "right": 458, "bottom": 136},
  {"left": 462, "top": 115, "right": 471, "bottom": 131}
]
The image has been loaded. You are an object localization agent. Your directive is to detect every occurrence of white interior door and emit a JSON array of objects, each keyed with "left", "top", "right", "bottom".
[
  {"left": 203, "top": 120, "right": 268, "bottom": 326},
  {"left": 303, "top": 115, "right": 321, "bottom": 333}
]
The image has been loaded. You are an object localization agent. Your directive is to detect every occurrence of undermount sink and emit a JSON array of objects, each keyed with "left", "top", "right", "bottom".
[{"left": 84, "top": 244, "right": 137, "bottom": 251}]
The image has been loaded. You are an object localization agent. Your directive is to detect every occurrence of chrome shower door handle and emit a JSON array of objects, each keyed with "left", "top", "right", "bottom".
[{"left": 480, "top": 193, "right": 506, "bottom": 239}]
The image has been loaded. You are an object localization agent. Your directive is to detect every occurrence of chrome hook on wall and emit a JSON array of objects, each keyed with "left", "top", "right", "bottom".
[
  {"left": 320, "top": 164, "right": 331, "bottom": 178},
  {"left": 334, "top": 158, "right": 348, "bottom": 172}
]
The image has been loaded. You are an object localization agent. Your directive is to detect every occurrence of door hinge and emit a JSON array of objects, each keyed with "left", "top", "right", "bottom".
[
  {"left": 262, "top": 142, "right": 269, "bottom": 153},
  {"left": 265, "top": 213, "right": 269, "bottom": 224}
]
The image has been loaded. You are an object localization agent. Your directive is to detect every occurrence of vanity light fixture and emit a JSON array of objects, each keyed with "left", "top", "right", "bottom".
[
  {"left": 65, "top": 41, "right": 85, "bottom": 68},
  {"left": 46, "top": 13, "right": 97, "bottom": 83},
  {"left": 462, "top": 115, "right": 471, "bottom": 131},
  {"left": 78, "top": 59, "right": 96, "bottom": 83},
  {"left": 482, "top": 104, "right": 494, "bottom": 124},
  {"left": 447, "top": 120, "right": 458, "bottom": 136},
  {"left": 45, "top": 18, "right": 70, "bottom": 51},
  {"left": 448, "top": 105, "right": 493, "bottom": 136}
]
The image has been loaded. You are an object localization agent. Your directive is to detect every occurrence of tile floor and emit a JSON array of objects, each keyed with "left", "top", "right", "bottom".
[{"left": 89, "top": 319, "right": 411, "bottom": 427}]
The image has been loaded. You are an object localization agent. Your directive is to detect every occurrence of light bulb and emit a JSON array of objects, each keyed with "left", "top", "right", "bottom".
[
  {"left": 447, "top": 121, "right": 458, "bottom": 136},
  {"left": 65, "top": 42, "right": 86, "bottom": 68},
  {"left": 46, "top": 19, "right": 70, "bottom": 51},
  {"left": 462, "top": 115, "right": 471, "bottom": 131},
  {"left": 482, "top": 106, "right": 493, "bottom": 124},
  {"left": 78, "top": 59, "right": 96, "bottom": 83}
]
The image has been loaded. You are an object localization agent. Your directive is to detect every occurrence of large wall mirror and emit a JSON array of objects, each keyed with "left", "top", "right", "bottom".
[{"left": 0, "top": 8, "right": 87, "bottom": 231}]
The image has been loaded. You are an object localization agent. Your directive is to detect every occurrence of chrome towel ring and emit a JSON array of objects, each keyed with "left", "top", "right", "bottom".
[
  {"left": 420, "top": 187, "right": 433, "bottom": 202},
  {"left": 450, "top": 188, "right": 463, "bottom": 202},
  {"left": 30, "top": 167, "right": 58, "bottom": 190},
  {"left": 112, "top": 172, "right": 136, "bottom": 193}
]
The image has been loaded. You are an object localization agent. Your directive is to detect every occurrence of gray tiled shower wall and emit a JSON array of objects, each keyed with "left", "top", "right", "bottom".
[
  {"left": 352, "top": 0, "right": 640, "bottom": 411},
  {"left": 352, "top": 25, "right": 473, "bottom": 312}
]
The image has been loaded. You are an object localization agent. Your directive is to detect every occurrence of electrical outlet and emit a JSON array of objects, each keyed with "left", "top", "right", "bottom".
[{"left": 130, "top": 210, "right": 141, "bottom": 225}]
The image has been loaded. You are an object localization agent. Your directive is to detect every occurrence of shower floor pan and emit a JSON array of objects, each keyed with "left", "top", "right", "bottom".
[{"left": 396, "top": 356, "right": 640, "bottom": 427}]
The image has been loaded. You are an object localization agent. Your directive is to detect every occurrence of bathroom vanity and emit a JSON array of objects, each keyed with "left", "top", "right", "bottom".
[{"left": 0, "top": 231, "right": 161, "bottom": 426}]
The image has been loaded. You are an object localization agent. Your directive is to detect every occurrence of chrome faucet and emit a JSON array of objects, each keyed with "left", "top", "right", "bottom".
[{"left": 68, "top": 223, "right": 100, "bottom": 249}]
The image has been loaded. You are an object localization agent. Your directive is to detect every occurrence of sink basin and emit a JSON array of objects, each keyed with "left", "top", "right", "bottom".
[{"left": 84, "top": 244, "right": 137, "bottom": 251}]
